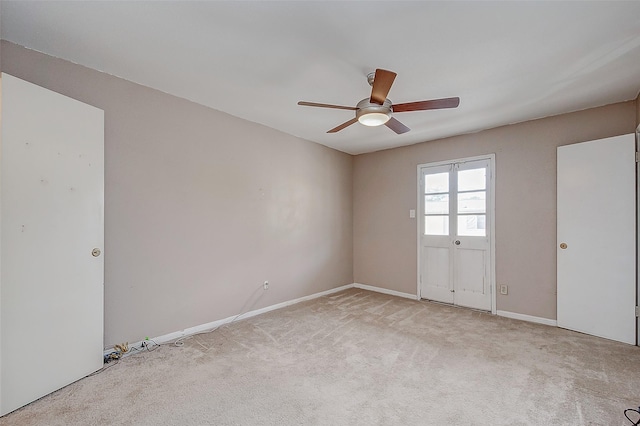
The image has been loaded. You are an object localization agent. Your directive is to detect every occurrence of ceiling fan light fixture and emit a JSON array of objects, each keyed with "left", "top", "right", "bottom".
[
  {"left": 358, "top": 112, "right": 391, "bottom": 127},
  {"left": 355, "top": 98, "right": 393, "bottom": 127}
]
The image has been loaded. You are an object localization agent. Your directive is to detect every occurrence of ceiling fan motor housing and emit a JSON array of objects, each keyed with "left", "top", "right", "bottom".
[{"left": 356, "top": 98, "right": 392, "bottom": 126}]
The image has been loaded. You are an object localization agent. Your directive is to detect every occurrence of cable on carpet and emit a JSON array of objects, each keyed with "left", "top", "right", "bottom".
[
  {"left": 101, "top": 342, "right": 129, "bottom": 364},
  {"left": 170, "top": 310, "right": 244, "bottom": 348},
  {"left": 624, "top": 406, "right": 640, "bottom": 425},
  {"left": 87, "top": 359, "right": 120, "bottom": 377},
  {"left": 168, "top": 282, "right": 267, "bottom": 348},
  {"left": 125, "top": 339, "right": 160, "bottom": 352},
  {"left": 93, "top": 282, "right": 267, "bottom": 370}
]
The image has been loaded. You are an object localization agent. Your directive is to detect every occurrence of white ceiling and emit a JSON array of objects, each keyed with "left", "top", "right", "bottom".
[{"left": 2, "top": 1, "right": 640, "bottom": 155}]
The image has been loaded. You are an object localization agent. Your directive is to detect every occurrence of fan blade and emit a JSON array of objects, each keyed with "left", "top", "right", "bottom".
[
  {"left": 385, "top": 117, "right": 410, "bottom": 134},
  {"left": 298, "top": 101, "right": 357, "bottom": 111},
  {"left": 370, "top": 69, "right": 397, "bottom": 105},
  {"left": 327, "top": 118, "right": 358, "bottom": 133},
  {"left": 392, "top": 97, "right": 460, "bottom": 113}
]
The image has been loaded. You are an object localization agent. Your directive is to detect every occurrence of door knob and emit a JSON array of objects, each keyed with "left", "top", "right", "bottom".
[
  {"left": 92, "top": 248, "right": 101, "bottom": 257},
  {"left": 454, "top": 240, "right": 461, "bottom": 245},
  {"left": 559, "top": 243, "right": 567, "bottom": 249}
]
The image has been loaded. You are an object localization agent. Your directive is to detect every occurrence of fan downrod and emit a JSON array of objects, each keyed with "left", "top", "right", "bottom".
[{"left": 366, "top": 72, "right": 376, "bottom": 87}]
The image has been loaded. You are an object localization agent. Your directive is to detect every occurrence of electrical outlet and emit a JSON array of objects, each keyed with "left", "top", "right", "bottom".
[
  {"left": 500, "top": 285, "right": 508, "bottom": 295},
  {"left": 263, "top": 280, "right": 269, "bottom": 290}
]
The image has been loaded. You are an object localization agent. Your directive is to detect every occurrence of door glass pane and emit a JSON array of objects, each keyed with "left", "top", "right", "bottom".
[
  {"left": 458, "top": 168, "right": 486, "bottom": 191},
  {"left": 458, "top": 191, "right": 486, "bottom": 214},
  {"left": 425, "top": 194, "right": 449, "bottom": 214},
  {"left": 457, "top": 215, "right": 486, "bottom": 236},
  {"left": 425, "top": 215, "right": 449, "bottom": 235},
  {"left": 425, "top": 172, "right": 448, "bottom": 194}
]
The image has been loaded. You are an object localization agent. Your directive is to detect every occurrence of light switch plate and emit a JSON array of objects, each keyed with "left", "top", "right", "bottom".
[{"left": 409, "top": 209, "right": 416, "bottom": 218}]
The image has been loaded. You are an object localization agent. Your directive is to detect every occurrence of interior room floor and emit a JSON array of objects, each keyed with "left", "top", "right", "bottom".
[{"left": 2, "top": 288, "right": 639, "bottom": 425}]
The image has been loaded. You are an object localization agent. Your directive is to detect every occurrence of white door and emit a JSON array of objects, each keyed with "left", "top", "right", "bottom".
[
  {"left": 419, "top": 156, "right": 494, "bottom": 311},
  {"left": 0, "top": 73, "right": 104, "bottom": 415},
  {"left": 557, "top": 134, "right": 636, "bottom": 345}
]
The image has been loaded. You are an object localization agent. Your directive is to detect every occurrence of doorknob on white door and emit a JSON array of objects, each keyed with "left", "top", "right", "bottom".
[
  {"left": 91, "top": 248, "right": 101, "bottom": 257},
  {"left": 454, "top": 240, "right": 461, "bottom": 245},
  {"left": 559, "top": 243, "right": 567, "bottom": 249}
]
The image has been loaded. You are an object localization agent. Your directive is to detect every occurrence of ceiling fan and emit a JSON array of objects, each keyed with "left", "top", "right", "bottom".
[{"left": 298, "top": 69, "right": 460, "bottom": 134}]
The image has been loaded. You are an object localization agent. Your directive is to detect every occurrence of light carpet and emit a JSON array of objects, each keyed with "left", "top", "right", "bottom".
[{"left": 2, "top": 288, "right": 639, "bottom": 425}]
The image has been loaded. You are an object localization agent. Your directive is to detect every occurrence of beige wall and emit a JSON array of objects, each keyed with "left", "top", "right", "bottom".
[
  {"left": 1, "top": 39, "right": 637, "bottom": 342},
  {"left": 354, "top": 102, "right": 636, "bottom": 320},
  {"left": 1, "top": 41, "right": 353, "bottom": 347}
]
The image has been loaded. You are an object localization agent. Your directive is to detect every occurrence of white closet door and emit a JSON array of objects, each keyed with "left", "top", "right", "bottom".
[
  {"left": 0, "top": 73, "right": 104, "bottom": 415},
  {"left": 557, "top": 134, "right": 636, "bottom": 345}
]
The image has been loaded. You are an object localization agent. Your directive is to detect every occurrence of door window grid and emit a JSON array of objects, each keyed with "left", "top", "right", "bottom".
[
  {"left": 424, "top": 170, "right": 451, "bottom": 235},
  {"left": 424, "top": 165, "right": 488, "bottom": 237},
  {"left": 456, "top": 166, "right": 487, "bottom": 236}
]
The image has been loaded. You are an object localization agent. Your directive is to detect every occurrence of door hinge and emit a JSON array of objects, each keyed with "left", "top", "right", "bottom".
[
  {"left": 636, "top": 306, "right": 639, "bottom": 317},
  {"left": 636, "top": 152, "right": 639, "bottom": 163}
]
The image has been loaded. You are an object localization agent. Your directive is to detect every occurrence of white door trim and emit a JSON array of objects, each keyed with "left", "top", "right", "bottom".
[
  {"left": 416, "top": 154, "right": 496, "bottom": 314},
  {"left": 636, "top": 125, "right": 640, "bottom": 346}
]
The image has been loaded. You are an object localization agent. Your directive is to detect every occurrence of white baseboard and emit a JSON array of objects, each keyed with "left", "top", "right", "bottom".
[
  {"left": 496, "top": 310, "right": 557, "bottom": 327},
  {"left": 353, "top": 283, "right": 419, "bottom": 300},
  {"left": 105, "top": 282, "right": 423, "bottom": 356},
  {"left": 104, "top": 283, "right": 354, "bottom": 356},
  {"left": 106, "top": 283, "right": 556, "bottom": 357}
]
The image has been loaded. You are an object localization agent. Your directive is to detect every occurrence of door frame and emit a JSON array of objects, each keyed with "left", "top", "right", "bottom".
[
  {"left": 416, "top": 153, "right": 496, "bottom": 314},
  {"left": 637, "top": 124, "right": 640, "bottom": 346}
]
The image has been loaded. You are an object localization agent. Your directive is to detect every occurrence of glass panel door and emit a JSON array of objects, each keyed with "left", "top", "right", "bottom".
[
  {"left": 456, "top": 166, "right": 487, "bottom": 237},
  {"left": 420, "top": 156, "right": 493, "bottom": 312},
  {"left": 424, "top": 171, "right": 450, "bottom": 236},
  {"left": 420, "top": 164, "right": 455, "bottom": 305}
]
